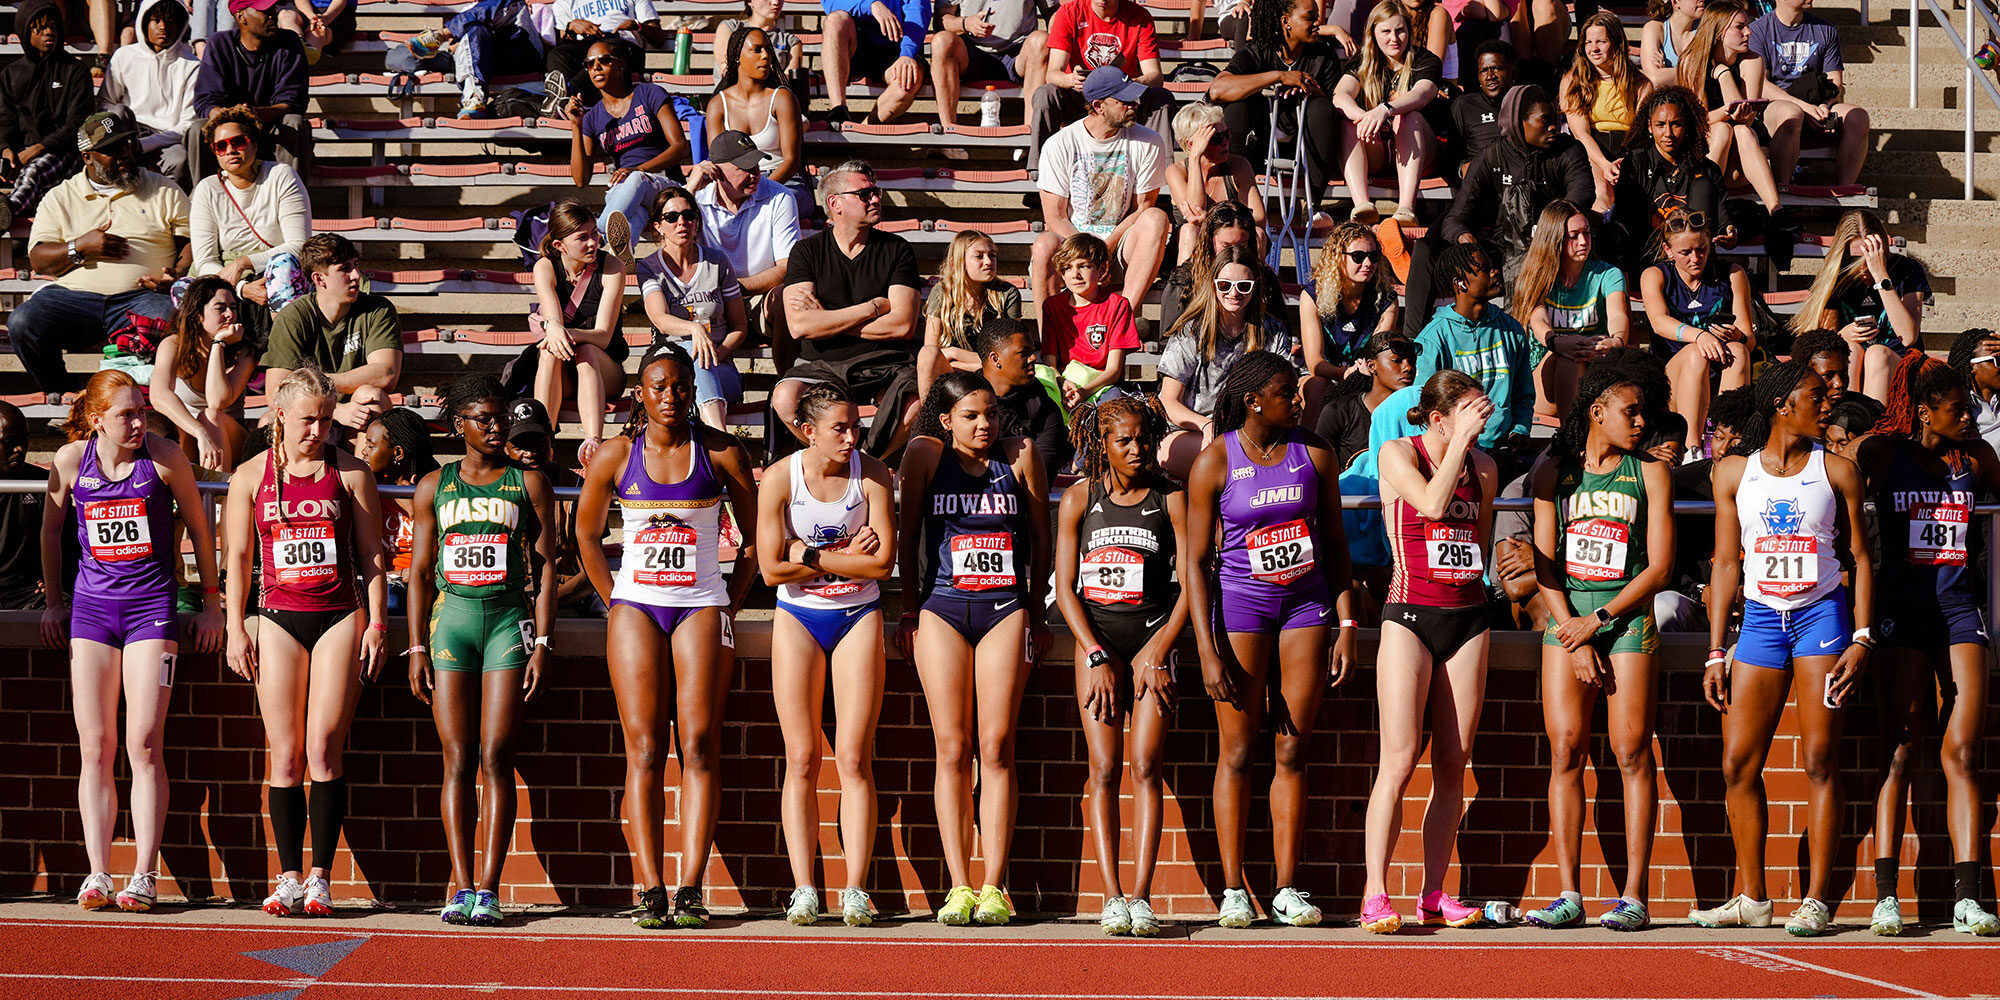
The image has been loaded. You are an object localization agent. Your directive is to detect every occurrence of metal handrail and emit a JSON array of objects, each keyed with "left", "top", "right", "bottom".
[{"left": 1911, "top": 0, "right": 2000, "bottom": 199}]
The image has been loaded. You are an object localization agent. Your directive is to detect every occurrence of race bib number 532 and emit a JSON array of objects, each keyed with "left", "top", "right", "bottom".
[{"left": 1246, "top": 519, "right": 1315, "bottom": 585}]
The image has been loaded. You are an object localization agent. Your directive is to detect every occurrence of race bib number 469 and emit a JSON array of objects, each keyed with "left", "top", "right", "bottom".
[
  {"left": 84, "top": 499, "right": 152, "bottom": 562},
  {"left": 1246, "top": 519, "right": 1315, "bottom": 585},
  {"left": 950, "top": 532, "right": 1017, "bottom": 591}
]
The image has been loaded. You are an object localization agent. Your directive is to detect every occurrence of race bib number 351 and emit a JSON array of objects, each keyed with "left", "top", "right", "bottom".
[
  {"left": 1080, "top": 546, "right": 1143, "bottom": 605},
  {"left": 950, "top": 532, "right": 1017, "bottom": 591},
  {"left": 1246, "top": 519, "right": 1315, "bottom": 585},
  {"left": 1564, "top": 518, "right": 1630, "bottom": 582},
  {"left": 84, "top": 499, "right": 153, "bottom": 562},
  {"left": 633, "top": 523, "right": 698, "bottom": 586},
  {"left": 1909, "top": 502, "right": 1969, "bottom": 566},
  {"left": 273, "top": 522, "right": 338, "bottom": 585},
  {"left": 443, "top": 532, "right": 507, "bottom": 587}
]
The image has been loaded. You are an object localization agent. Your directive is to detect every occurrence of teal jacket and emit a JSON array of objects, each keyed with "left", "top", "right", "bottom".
[{"left": 1413, "top": 304, "right": 1534, "bottom": 448}]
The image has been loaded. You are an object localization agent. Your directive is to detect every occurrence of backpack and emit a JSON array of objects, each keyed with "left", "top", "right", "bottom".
[{"left": 511, "top": 201, "right": 557, "bottom": 269}]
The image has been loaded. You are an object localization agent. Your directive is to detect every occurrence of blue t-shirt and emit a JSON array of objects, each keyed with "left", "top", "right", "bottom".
[
  {"left": 1748, "top": 12, "right": 1842, "bottom": 87},
  {"left": 582, "top": 82, "right": 675, "bottom": 170}
]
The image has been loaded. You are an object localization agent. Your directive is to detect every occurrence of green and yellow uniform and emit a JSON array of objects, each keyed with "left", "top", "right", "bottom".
[
  {"left": 429, "top": 462, "right": 535, "bottom": 672},
  {"left": 1543, "top": 450, "right": 1660, "bottom": 656}
]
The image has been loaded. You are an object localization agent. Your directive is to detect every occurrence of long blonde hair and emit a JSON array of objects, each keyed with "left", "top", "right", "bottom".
[
  {"left": 1510, "top": 201, "right": 1589, "bottom": 329},
  {"left": 1311, "top": 222, "right": 1391, "bottom": 313},
  {"left": 1677, "top": 0, "right": 1747, "bottom": 98},
  {"left": 1164, "top": 244, "right": 1278, "bottom": 362},
  {"left": 264, "top": 364, "right": 336, "bottom": 518},
  {"left": 924, "top": 230, "right": 1006, "bottom": 350},
  {"left": 1355, "top": 0, "right": 1418, "bottom": 108},
  {"left": 1561, "top": 13, "right": 1642, "bottom": 122},
  {"left": 1791, "top": 210, "right": 1896, "bottom": 336}
]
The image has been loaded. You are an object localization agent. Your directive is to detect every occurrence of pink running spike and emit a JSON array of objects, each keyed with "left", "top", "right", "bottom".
[
  {"left": 1360, "top": 893, "right": 1402, "bottom": 934},
  {"left": 1420, "top": 890, "right": 1484, "bottom": 928}
]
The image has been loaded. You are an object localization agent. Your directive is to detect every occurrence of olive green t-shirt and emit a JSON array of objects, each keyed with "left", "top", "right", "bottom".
[{"left": 264, "top": 292, "right": 401, "bottom": 375}]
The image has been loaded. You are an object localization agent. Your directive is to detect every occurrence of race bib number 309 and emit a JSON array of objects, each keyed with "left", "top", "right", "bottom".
[{"left": 273, "top": 522, "right": 338, "bottom": 585}]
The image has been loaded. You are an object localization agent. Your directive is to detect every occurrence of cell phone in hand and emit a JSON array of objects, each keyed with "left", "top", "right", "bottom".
[{"left": 1823, "top": 672, "right": 1840, "bottom": 709}]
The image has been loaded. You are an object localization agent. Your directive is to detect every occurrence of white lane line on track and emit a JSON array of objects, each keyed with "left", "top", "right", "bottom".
[
  {"left": 1737, "top": 948, "right": 1943, "bottom": 999},
  {"left": 1, "top": 919, "right": 1992, "bottom": 950},
  {"left": 0, "top": 978, "right": 1950, "bottom": 1000}
]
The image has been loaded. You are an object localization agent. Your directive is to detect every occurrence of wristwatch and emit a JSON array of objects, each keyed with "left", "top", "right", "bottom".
[
  {"left": 801, "top": 545, "right": 822, "bottom": 571},
  {"left": 1593, "top": 606, "right": 1613, "bottom": 627},
  {"left": 65, "top": 240, "right": 84, "bottom": 267},
  {"left": 1085, "top": 645, "right": 1111, "bottom": 670},
  {"left": 1876, "top": 278, "right": 1896, "bottom": 291}
]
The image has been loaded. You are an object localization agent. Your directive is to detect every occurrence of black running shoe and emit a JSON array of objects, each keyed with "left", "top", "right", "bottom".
[
  {"left": 674, "top": 885, "right": 709, "bottom": 929},
  {"left": 633, "top": 886, "right": 670, "bottom": 929}
]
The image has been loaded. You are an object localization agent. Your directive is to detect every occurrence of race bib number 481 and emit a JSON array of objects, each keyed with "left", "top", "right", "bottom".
[{"left": 1909, "top": 502, "right": 1969, "bottom": 566}]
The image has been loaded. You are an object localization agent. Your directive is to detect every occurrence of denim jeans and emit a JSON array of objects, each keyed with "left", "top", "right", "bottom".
[
  {"left": 7, "top": 285, "right": 175, "bottom": 394},
  {"left": 598, "top": 170, "right": 677, "bottom": 255}
]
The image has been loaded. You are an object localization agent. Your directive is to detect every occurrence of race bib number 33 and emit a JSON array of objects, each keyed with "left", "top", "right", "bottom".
[
  {"left": 1246, "top": 519, "right": 1315, "bottom": 585},
  {"left": 950, "top": 532, "right": 1017, "bottom": 591},
  {"left": 442, "top": 532, "right": 507, "bottom": 587},
  {"left": 84, "top": 499, "right": 153, "bottom": 562}
]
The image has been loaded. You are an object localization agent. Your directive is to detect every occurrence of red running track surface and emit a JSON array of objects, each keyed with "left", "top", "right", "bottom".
[{"left": 1, "top": 918, "right": 1996, "bottom": 1000}]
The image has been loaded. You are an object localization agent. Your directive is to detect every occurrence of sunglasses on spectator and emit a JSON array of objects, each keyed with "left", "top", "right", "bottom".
[
  {"left": 659, "top": 209, "right": 699, "bottom": 224},
  {"left": 211, "top": 134, "right": 252, "bottom": 154},
  {"left": 584, "top": 54, "right": 624, "bottom": 67},
  {"left": 1344, "top": 250, "right": 1374, "bottom": 265},
  {"left": 1213, "top": 278, "right": 1257, "bottom": 294},
  {"left": 838, "top": 186, "right": 883, "bottom": 202}
]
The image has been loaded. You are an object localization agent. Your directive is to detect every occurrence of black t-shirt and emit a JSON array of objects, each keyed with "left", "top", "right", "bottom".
[
  {"left": 997, "top": 381, "right": 1074, "bottom": 478},
  {"left": 1313, "top": 390, "right": 1375, "bottom": 474},
  {"left": 0, "top": 462, "right": 50, "bottom": 608},
  {"left": 1223, "top": 40, "right": 1345, "bottom": 98},
  {"left": 1831, "top": 254, "right": 1931, "bottom": 326},
  {"left": 1451, "top": 90, "right": 1503, "bottom": 164},
  {"left": 782, "top": 228, "right": 923, "bottom": 365}
]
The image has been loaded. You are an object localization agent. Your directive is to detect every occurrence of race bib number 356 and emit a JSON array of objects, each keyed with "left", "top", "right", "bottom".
[
  {"left": 1564, "top": 518, "right": 1630, "bottom": 582},
  {"left": 1246, "top": 519, "right": 1315, "bottom": 585},
  {"left": 1909, "top": 502, "right": 1969, "bottom": 566},
  {"left": 950, "top": 532, "right": 1017, "bottom": 591},
  {"left": 84, "top": 499, "right": 153, "bottom": 562},
  {"left": 442, "top": 532, "right": 507, "bottom": 587}
]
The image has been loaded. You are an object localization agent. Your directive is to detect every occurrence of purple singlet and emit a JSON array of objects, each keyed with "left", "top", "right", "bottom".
[
  {"left": 70, "top": 438, "right": 181, "bottom": 649},
  {"left": 1216, "top": 429, "right": 1334, "bottom": 633}
]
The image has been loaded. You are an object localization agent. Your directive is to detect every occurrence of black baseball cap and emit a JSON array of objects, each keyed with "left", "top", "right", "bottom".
[{"left": 506, "top": 398, "right": 554, "bottom": 442}]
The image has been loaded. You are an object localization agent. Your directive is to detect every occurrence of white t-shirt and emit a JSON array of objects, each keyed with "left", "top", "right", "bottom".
[{"left": 1035, "top": 119, "right": 1168, "bottom": 238}]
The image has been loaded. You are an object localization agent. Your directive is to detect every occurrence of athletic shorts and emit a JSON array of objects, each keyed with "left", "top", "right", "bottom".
[
  {"left": 1382, "top": 602, "right": 1490, "bottom": 663},
  {"left": 922, "top": 590, "right": 1028, "bottom": 645},
  {"left": 962, "top": 40, "right": 1024, "bottom": 84},
  {"left": 1543, "top": 588, "right": 1660, "bottom": 657},
  {"left": 260, "top": 606, "right": 358, "bottom": 650},
  {"left": 428, "top": 594, "right": 532, "bottom": 673},
  {"left": 1086, "top": 605, "right": 1177, "bottom": 667},
  {"left": 1218, "top": 575, "right": 1333, "bottom": 633},
  {"left": 1879, "top": 602, "right": 1990, "bottom": 651},
  {"left": 1733, "top": 587, "right": 1851, "bottom": 670},
  {"left": 612, "top": 599, "right": 736, "bottom": 649},
  {"left": 849, "top": 30, "right": 904, "bottom": 79},
  {"left": 778, "top": 598, "right": 878, "bottom": 654},
  {"left": 71, "top": 592, "right": 178, "bottom": 649}
]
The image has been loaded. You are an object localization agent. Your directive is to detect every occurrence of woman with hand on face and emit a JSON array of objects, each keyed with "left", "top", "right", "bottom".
[
  {"left": 407, "top": 374, "right": 559, "bottom": 928},
  {"left": 1791, "top": 210, "right": 1930, "bottom": 404},
  {"left": 529, "top": 201, "right": 629, "bottom": 467},
  {"left": 45, "top": 371, "right": 224, "bottom": 913},
  {"left": 1164, "top": 101, "right": 1265, "bottom": 264},
  {"left": 1052, "top": 391, "right": 1190, "bottom": 937},
  {"left": 1528, "top": 363, "right": 1675, "bottom": 933},
  {"left": 222, "top": 364, "right": 387, "bottom": 920},
  {"left": 151, "top": 277, "right": 258, "bottom": 473}
]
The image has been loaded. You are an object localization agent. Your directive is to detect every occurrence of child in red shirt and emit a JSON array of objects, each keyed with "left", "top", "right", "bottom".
[{"left": 1041, "top": 234, "right": 1140, "bottom": 408}]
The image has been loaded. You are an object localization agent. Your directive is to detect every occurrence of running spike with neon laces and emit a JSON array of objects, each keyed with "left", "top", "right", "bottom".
[
  {"left": 1419, "top": 890, "right": 1482, "bottom": 927},
  {"left": 1272, "top": 887, "right": 1322, "bottom": 927},
  {"left": 1599, "top": 898, "right": 1650, "bottom": 932},
  {"left": 115, "top": 872, "right": 158, "bottom": 913},
  {"left": 785, "top": 885, "right": 820, "bottom": 926},
  {"left": 973, "top": 885, "right": 1013, "bottom": 925},
  {"left": 633, "top": 886, "right": 671, "bottom": 929},
  {"left": 76, "top": 872, "right": 114, "bottom": 911},
  {"left": 1216, "top": 888, "right": 1254, "bottom": 928},
  {"left": 303, "top": 875, "right": 334, "bottom": 916},
  {"left": 441, "top": 888, "right": 476, "bottom": 925},
  {"left": 841, "top": 888, "right": 875, "bottom": 927},
  {"left": 468, "top": 889, "right": 504, "bottom": 926},
  {"left": 1690, "top": 894, "right": 1773, "bottom": 928},
  {"left": 1871, "top": 897, "right": 1904, "bottom": 936},
  {"left": 674, "top": 886, "right": 710, "bottom": 928},
  {"left": 1525, "top": 897, "right": 1583, "bottom": 928},
  {"left": 1100, "top": 896, "right": 1132, "bottom": 935},
  {"left": 1127, "top": 898, "right": 1160, "bottom": 937},
  {"left": 1954, "top": 899, "right": 2000, "bottom": 936},
  {"left": 936, "top": 885, "right": 978, "bottom": 926},
  {"left": 1359, "top": 893, "right": 1402, "bottom": 934},
  {"left": 1784, "top": 898, "right": 1831, "bottom": 936}
]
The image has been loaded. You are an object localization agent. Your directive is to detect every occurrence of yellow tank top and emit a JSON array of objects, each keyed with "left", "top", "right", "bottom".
[{"left": 1591, "top": 78, "right": 1632, "bottom": 132}]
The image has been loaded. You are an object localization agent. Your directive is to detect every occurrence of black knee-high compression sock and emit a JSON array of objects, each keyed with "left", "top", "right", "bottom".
[
  {"left": 271, "top": 784, "right": 308, "bottom": 875},
  {"left": 1874, "top": 858, "right": 1900, "bottom": 900},
  {"left": 309, "top": 777, "right": 349, "bottom": 873},
  {"left": 1956, "top": 860, "right": 1984, "bottom": 903}
]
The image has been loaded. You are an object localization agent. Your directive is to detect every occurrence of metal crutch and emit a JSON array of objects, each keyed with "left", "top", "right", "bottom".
[{"left": 1263, "top": 91, "right": 1312, "bottom": 288}]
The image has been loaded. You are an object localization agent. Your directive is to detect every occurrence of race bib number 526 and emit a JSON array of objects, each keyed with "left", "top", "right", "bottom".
[{"left": 84, "top": 499, "right": 152, "bottom": 562}]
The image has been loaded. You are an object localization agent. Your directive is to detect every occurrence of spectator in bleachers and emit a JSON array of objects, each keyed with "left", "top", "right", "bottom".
[
  {"left": 0, "top": 0, "right": 95, "bottom": 228},
  {"left": 263, "top": 233, "right": 400, "bottom": 430},
  {"left": 278, "top": 0, "right": 356, "bottom": 63},
  {"left": 354, "top": 406, "right": 436, "bottom": 614},
  {"left": 543, "top": 0, "right": 658, "bottom": 107},
  {"left": 1155, "top": 243, "right": 1294, "bottom": 475},
  {"left": 101, "top": 0, "right": 203, "bottom": 188},
  {"left": 1158, "top": 199, "right": 1261, "bottom": 341},
  {"left": 930, "top": 0, "right": 1047, "bottom": 130},
  {"left": 188, "top": 105, "right": 310, "bottom": 337},
  {"left": 692, "top": 129, "right": 800, "bottom": 346},
  {"left": 1749, "top": 0, "right": 1867, "bottom": 189},
  {"left": 1164, "top": 102, "right": 1264, "bottom": 266},
  {"left": 820, "top": 0, "right": 927, "bottom": 124},
  {"left": 1561, "top": 13, "right": 1650, "bottom": 215},
  {"left": 192, "top": 0, "right": 308, "bottom": 173},
  {"left": 1791, "top": 328, "right": 1850, "bottom": 399},
  {"left": 395, "top": 0, "right": 548, "bottom": 119},
  {"left": 1398, "top": 0, "right": 1454, "bottom": 77},
  {"left": 1790, "top": 209, "right": 1929, "bottom": 402},
  {"left": 1677, "top": 0, "right": 1784, "bottom": 217},
  {"left": 1312, "top": 330, "right": 1416, "bottom": 472},
  {"left": 1820, "top": 391, "right": 1881, "bottom": 459},
  {"left": 190, "top": 0, "right": 238, "bottom": 51},
  {"left": 1412, "top": 241, "right": 1534, "bottom": 461},
  {"left": 705, "top": 26, "right": 810, "bottom": 214},
  {"left": 501, "top": 397, "right": 596, "bottom": 616},
  {"left": 1447, "top": 39, "right": 1514, "bottom": 177},
  {"left": 151, "top": 275, "right": 257, "bottom": 471},
  {"left": 712, "top": 0, "right": 803, "bottom": 87},
  {"left": 1028, "top": 66, "right": 1171, "bottom": 314},
  {"left": 1444, "top": 0, "right": 1511, "bottom": 86},
  {"left": 1206, "top": 0, "right": 1340, "bottom": 226},
  {"left": 639, "top": 185, "right": 749, "bottom": 432},
  {"left": 1299, "top": 221, "right": 1399, "bottom": 402},
  {"left": 1030, "top": 0, "right": 1174, "bottom": 172},
  {"left": 1398, "top": 82, "right": 1589, "bottom": 338},
  {"left": 978, "top": 316, "right": 1075, "bottom": 477},
  {"left": 1041, "top": 233, "right": 1140, "bottom": 408},
  {"left": 1641, "top": 0, "right": 1702, "bottom": 88},
  {"left": 1511, "top": 0, "right": 1571, "bottom": 81},
  {"left": 773, "top": 159, "right": 924, "bottom": 456},
  {"left": 1611, "top": 85, "right": 1731, "bottom": 269},
  {"left": 1513, "top": 199, "right": 1632, "bottom": 420},
  {"left": 1639, "top": 209, "right": 1753, "bottom": 455},
  {"left": 567, "top": 39, "right": 691, "bottom": 262},
  {"left": 11, "top": 109, "right": 189, "bottom": 399},
  {"left": 0, "top": 401, "right": 51, "bottom": 609},
  {"left": 526, "top": 201, "right": 629, "bottom": 465},
  {"left": 1332, "top": 0, "right": 1445, "bottom": 226},
  {"left": 919, "top": 229, "right": 1020, "bottom": 398},
  {"left": 1947, "top": 328, "right": 2000, "bottom": 453}
]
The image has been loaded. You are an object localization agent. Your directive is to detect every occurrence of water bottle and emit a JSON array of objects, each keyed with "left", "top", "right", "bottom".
[
  {"left": 672, "top": 27, "right": 693, "bottom": 76},
  {"left": 1483, "top": 901, "right": 1516, "bottom": 925},
  {"left": 979, "top": 85, "right": 1002, "bottom": 128}
]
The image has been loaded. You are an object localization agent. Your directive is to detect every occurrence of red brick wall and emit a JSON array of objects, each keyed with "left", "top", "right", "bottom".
[{"left": 3, "top": 624, "right": 1995, "bottom": 921}]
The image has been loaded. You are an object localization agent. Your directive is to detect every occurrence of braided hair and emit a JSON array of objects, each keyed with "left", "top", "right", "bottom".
[
  {"left": 1069, "top": 391, "right": 1171, "bottom": 487},
  {"left": 1871, "top": 351, "right": 1967, "bottom": 438},
  {"left": 265, "top": 364, "right": 336, "bottom": 523},
  {"left": 1247, "top": 0, "right": 1296, "bottom": 46},
  {"left": 1947, "top": 327, "right": 1996, "bottom": 382},
  {"left": 1547, "top": 362, "right": 1647, "bottom": 461},
  {"left": 1213, "top": 350, "right": 1299, "bottom": 434},
  {"left": 378, "top": 407, "right": 437, "bottom": 483},
  {"left": 795, "top": 379, "right": 855, "bottom": 429},
  {"left": 915, "top": 370, "right": 997, "bottom": 443},
  {"left": 440, "top": 373, "right": 510, "bottom": 438},
  {"left": 1727, "top": 359, "right": 1811, "bottom": 457},
  {"left": 1433, "top": 240, "right": 1493, "bottom": 299},
  {"left": 1709, "top": 385, "right": 1757, "bottom": 437}
]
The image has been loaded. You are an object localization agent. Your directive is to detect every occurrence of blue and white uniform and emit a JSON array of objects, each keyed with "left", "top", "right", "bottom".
[
  {"left": 777, "top": 451, "right": 880, "bottom": 653},
  {"left": 1732, "top": 444, "right": 1850, "bottom": 669}
]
